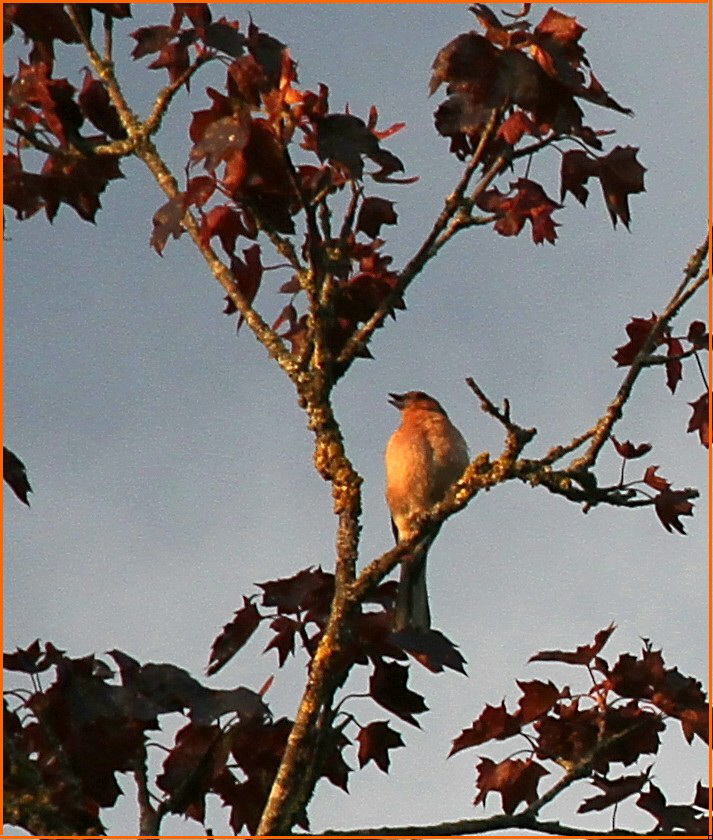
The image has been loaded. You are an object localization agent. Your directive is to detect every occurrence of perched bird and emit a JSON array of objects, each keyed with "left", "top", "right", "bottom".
[{"left": 384, "top": 391, "right": 469, "bottom": 631}]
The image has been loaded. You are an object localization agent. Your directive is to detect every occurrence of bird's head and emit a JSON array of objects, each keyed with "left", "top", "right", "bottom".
[{"left": 388, "top": 391, "right": 446, "bottom": 414}]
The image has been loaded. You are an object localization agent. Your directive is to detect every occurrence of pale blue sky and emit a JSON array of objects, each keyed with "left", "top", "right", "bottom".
[{"left": 3, "top": 3, "right": 709, "bottom": 835}]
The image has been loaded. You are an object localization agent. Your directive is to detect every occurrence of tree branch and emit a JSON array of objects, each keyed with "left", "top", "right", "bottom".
[
  {"left": 320, "top": 813, "right": 653, "bottom": 836},
  {"left": 66, "top": 4, "right": 300, "bottom": 384},
  {"left": 143, "top": 55, "right": 213, "bottom": 137},
  {"left": 335, "top": 109, "right": 504, "bottom": 371},
  {"left": 568, "top": 260, "right": 708, "bottom": 472}
]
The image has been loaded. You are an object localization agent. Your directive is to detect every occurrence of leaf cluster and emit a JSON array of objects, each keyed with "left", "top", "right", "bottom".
[{"left": 451, "top": 626, "right": 708, "bottom": 834}]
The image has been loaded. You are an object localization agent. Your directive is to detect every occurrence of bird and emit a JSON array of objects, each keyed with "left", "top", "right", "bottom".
[{"left": 384, "top": 391, "right": 469, "bottom": 632}]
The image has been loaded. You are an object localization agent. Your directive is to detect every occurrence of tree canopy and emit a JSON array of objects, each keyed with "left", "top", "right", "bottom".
[{"left": 3, "top": 3, "right": 709, "bottom": 836}]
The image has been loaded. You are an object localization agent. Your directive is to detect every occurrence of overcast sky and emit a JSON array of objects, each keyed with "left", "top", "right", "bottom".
[{"left": 3, "top": 3, "right": 709, "bottom": 836}]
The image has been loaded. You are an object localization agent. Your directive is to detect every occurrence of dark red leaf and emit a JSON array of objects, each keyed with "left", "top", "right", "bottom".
[
  {"left": 687, "top": 392, "right": 709, "bottom": 448},
  {"left": 578, "top": 768, "right": 652, "bottom": 813},
  {"left": 3, "top": 153, "right": 44, "bottom": 220},
  {"left": 450, "top": 702, "right": 521, "bottom": 756},
  {"left": 654, "top": 488, "right": 694, "bottom": 535},
  {"left": 357, "top": 721, "right": 404, "bottom": 772},
  {"left": 367, "top": 106, "right": 405, "bottom": 141},
  {"left": 356, "top": 197, "right": 398, "bottom": 239},
  {"left": 148, "top": 39, "right": 190, "bottom": 86},
  {"left": 369, "top": 660, "right": 427, "bottom": 726},
  {"left": 200, "top": 205, "right": 247, "bottom": 256},
  {"left": 190, "top": 112, "right": 250, "bottom": 171},
  {"left": 530, "top": 623, "right": 616, "bottom": 665},
  {"left": 315, "top": 113, "right": 407, "bottom": 183},
  {"left": 157, "top": 722, "right": 226, "bottom": 821},
  {"left": 319, "top": 728, "right": 351, "bottom": 791},
  {"left": 272, "top": 303, "right": 297, "bottom": 332},
  {"left": 189, "top": 87, "right": 233, "bottom": 144},
  {"left": 184, "top": 175, "right": 216, "bottom": 208},
  {"left": 316, "top": 113, "right": 378, "bottom": 178},
  {"left": 607, "top": 651, "right": 661, "bottom": 699},
  {"left": 612, "top": 314, "right": 659, "bottom": 366},
  {"left": 611, "top": 436, "right": 652, "bottom": 459},
  {"left": 664, "top": 337, "right": 684, "bottom": 394},
  {"left": 257, "top": 567, "right": 335, "bottom": 615},
  {"left": 202, "top": 20, "right": 245, "bottom": 58},
  {"left": 687, "top": 320, "right": 708, "bottom": 348},
  {"left": 4, "top": 4, "right": 80, "bottom": 68},
  {"left": 151, "top": 195, "right": 185, "bottom": 255},
  {"left": 4, "top": 639, "right": 46, "bottom": 672},
  {"left": 78, "top": 70, "right": 126, "bottom": 139},
  {"left": 173, "top": 3, "right": 211, "bottom": 30},
  {"left": 534, "top": 7, "right": 585, "bottom": 48},
  {"left": 130, "top": 24, "right": 175, "bottom": 59},
  {"left": 263, "top": 615, "right": 300, "bottom": 666},
  {"left": 693, "top": 781, "right": 709, "bottom": 810},
  {"left": 597, "top": 145, "right": 646, "bottom": 230},
  {"left": 643, "top": 465, "right": 670, "bottom": 492},
  {"left": 515, "top": 679, "right": 561, "bottom": 725},
  {"left": 637, "top": 783, "right": 707, "bottom": 834},
  {"left": 391, "top": 627, "right": 466, "bottom": 674},
  {"left": 246, "top": 19, "right": 288, "bottom": 91},
  {"left": 222, "top": 119, "right": 298, "bottom": 233},
  {"left": 231, "top": 244, "right": 263, "bottom": 329},
  {"left": 207, "top": 598, "right": 261, "bottom": 676},
  {"left": 497, "top": 110, "right": 541, "bottom": 146},
  {"left": 39, "top": 154, "right": 123, "bottom": 222},
  {"left": 191, "top": 686, "right": 268, "bottom": 727},
  {"left": 560, "top": 149, "right": 598, "bottom": 205},
  {"left": 479, "top": 178, "right": 561, "bottom": 245},
  {"left": 36, "top": 76, "right": 84, "bottom": 147},
  {"left": 474, "top": 757, "right": 548, "bottom": 814},
  {"left": 649, "top": 665, "right": 708, "bottom": 744},
  {"left": 3, "top": 446, "right": 32, "bottom": 506},
  {"left": 429, "top": 32, "right": 498, "bottom": 98}
]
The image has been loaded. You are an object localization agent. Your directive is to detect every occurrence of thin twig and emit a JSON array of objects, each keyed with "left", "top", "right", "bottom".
[
  {"left": 143, "top": 55, "right": 212, "bottom": 137},
  {"left": 568, "top": 262, "right": 708, "bottom": 472},
  {"left": 335, "top": 110, "right": 502, "bottom": 370},
  {"left": 3, "top": 120, "right": 66, "bottom": 156},
  {"left": 102, "top": 10, "right": 113, "bottom": 63}
]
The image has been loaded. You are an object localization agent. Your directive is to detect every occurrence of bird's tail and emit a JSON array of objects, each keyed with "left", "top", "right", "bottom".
[{"left": 394, "top": 533, "right": 437, "bottom": 632}]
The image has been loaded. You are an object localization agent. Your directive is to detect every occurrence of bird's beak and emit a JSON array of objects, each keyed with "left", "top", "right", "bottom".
[{"left": 388, "top": 392, "right": 406, "bottom": 409}]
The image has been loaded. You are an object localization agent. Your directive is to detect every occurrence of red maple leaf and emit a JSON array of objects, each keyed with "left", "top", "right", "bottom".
[
  {"left": 687, "top": 320, "right": 708, "bottom": 348},
  {"left": 151, "top": 195, "right": 185, "bottom": 255},
  {"left": 202, "top": 205, "right": 250, "bottom": 258},
  {"left": 207, "top": 598, "right": 261, "bottom": 676},
  {"left": 263, "top": 616, "right": 300, "bottom": 666},
  {"left": 496, "top": 111, "right": 541, "bottom": 146},
  {"left": 356, "top": 196, "right": 398, "bottom": 239},
  {"left": 612, "top": 314, "right": 659, "bottom": 366},
  {"left": 78, "top": 69, "right": 126, "bottom": 139},
  {"left": 611, "top": 436, "right": 652, "bottom": 459},
  {"left": 687, "top": 392, "right": 709, "bottom": 448},
  {"left": 643, "top": 465, "right": 670, "bottom": 492},
  {"left": 654, "top": 489, "right": 694, "bottom": 534},
  {"left": 450, "top": 701, "right": 521, "bottom": 756},
  {"left": 560, "top": 149, "right": 599, "bottom": 205},
  {"left": 369, "top": 660, "right": 428, "bottom": 726},
  {"left": 597, "top": 145, "right": 646, "bottom": 229},
  {"left": 515, "top": 679, "right": 562, "bottom": 725},
  {"left": 478, "top": 178, "right": 560, "bottom": 244},
  {"left": 578, "top": 769, "right": 652, "bottom": 814},
  {"left": 664, "top": 337, "right": 684, "bottom": 394},
  {"left": 530, "top": 623, "right": 616, "bottom": 666},
  {"left": 356, "top": 721, "right": 404, "bottom": 772},
  {"left": 474, "top": 757, "right": 549, "bottom": 814}
]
